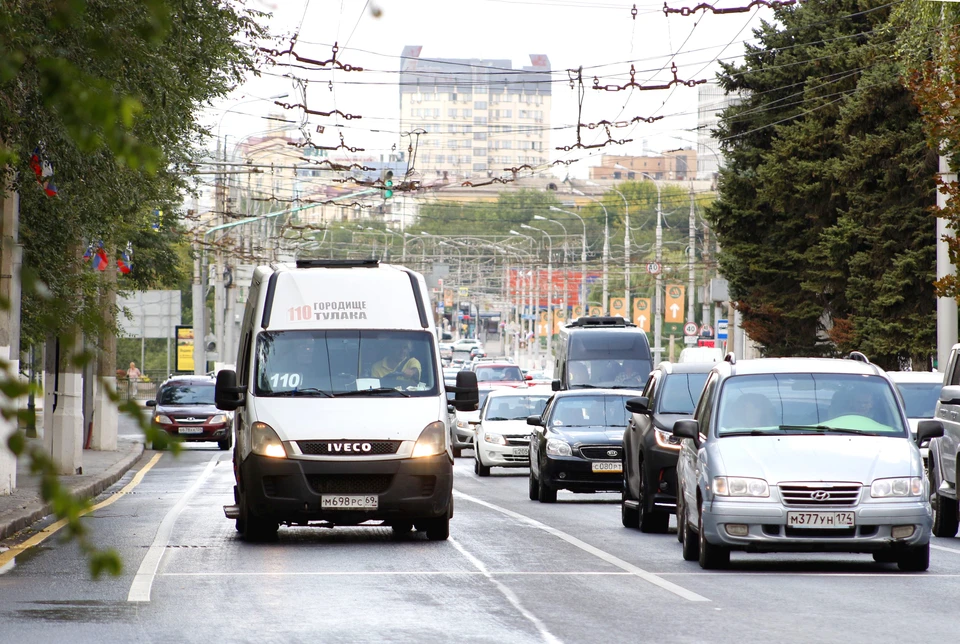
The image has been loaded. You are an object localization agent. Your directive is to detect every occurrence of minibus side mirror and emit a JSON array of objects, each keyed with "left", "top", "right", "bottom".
[
  {"left": 215, "top": 369, "right": 245, "bottom": 411},
  {"left": 551, "top": 380, "right": 561, "bottom": 391},
  {"left": 449, "top": 370, "right": 479, "bottom": 412}
]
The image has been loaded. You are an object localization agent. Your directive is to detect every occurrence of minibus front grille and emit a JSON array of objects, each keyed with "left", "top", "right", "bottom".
[
  {"left": 297, "top": 440, "right": 403, "bottom": 456},
  {"left": 307, "top": 475, "right": 394, "bottom": 495}
]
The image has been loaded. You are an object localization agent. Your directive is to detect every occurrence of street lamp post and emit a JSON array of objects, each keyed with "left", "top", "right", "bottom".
[
  {"left": 570, "top": 191, "right": 609, "bottom": 314},
  {"left": 534, "top": 215, "right": 569, "bottom": 329},
  {"left": 609, "top": 185, "right": 630, "bottom": 313},
  {"left": 510, "top": 230, "right": 539, "bottom": 367},
  {"left": 522, "top": 224, "right": 554, "bottom": 362},
  {"left": 638, "top": 172, "right": 663, "bottom": 363},
  {"left": 549, "top": 206, "right": 587, "bottom": 313}
]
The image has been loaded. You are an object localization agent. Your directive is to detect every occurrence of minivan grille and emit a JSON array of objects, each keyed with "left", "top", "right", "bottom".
[
  {"left": 297, "top": 440, "right": 402, "bottom": 456},
  {"left": 779, "top": 483, "right": 861, "bottom": 506},
  {"left": 307, "top": 475, "right": 393, "bottom": 495},
  {"left": 580, "top": 445, "right": 623, "bottom": 460}
]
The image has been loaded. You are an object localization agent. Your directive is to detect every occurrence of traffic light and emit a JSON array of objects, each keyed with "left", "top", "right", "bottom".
[{"left": 381, "top": 169, "right": 394, "bottom": 199}]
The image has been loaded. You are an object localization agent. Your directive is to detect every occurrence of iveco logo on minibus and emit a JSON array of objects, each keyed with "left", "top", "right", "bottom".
[{"left": 327, "top": 442, "right": 373, "bottom": 453}]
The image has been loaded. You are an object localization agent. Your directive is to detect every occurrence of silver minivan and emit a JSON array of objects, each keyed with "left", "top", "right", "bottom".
[{"left": 674, "top": 354, "right": 942, "bottom": 571}]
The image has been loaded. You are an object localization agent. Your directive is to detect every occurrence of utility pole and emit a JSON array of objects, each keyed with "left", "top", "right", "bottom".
[
  {"left": 602, "top": 211, "right": 609, "bottom": 315},
  {"left": 688, "top": 182, "right": 696, "bottom": 323}
]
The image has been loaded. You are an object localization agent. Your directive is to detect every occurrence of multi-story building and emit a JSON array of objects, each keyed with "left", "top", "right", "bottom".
[
  {"left": 696, "top": 82, "right": 740, "bottom": 179},
  {"left": 588, "top": 151, "right": 697, "bottom": 182},
  {"left": 399, "top": 46, "right": 552, "bottom": 182}
]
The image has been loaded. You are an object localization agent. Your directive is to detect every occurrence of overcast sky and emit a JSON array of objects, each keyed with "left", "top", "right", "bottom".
[{"left": 205, "top": 0, "right": 780, "bottom": 177}]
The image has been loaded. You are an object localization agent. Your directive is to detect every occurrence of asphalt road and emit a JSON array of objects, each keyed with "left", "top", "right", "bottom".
[{"left": 2, "top": 440, "right": 960, "bottom": 643}]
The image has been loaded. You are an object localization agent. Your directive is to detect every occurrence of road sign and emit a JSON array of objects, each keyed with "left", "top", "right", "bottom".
[
  {"left": 589, "top": 306, "right": 603, "bottom": 317},
  {"left": 632, "top": 298, "right": 650, "bottom": 333},
  {"left": 664, "top": 285, "right": 685, "bottom": 324},
  {"left": 700, "top": 324, "right": 713, "bottom": 338},
  {"left": 646, "top": 261, "right": 661, "bottom": 275},
  {"left": 717, "top": 318, "right": 729, "bottom": 340},
  {"left": 610, "top": 297, "right": 627, "bottom": 318},
  {"left": 683, "top": 322, "right": 698, "bottom": 336},
  {"left": 458, "top": 286, "right": 469, "bottom": 297}
]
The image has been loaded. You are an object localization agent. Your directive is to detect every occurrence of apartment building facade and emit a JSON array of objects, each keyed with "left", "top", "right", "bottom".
[{"left": 399, "top": 46, "right": 552, "bottom": 181}]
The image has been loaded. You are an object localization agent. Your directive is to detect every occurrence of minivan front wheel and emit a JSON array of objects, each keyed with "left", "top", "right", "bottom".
[
  {"left": 897, "top": 543, "right": 930, "bottom": 572},
  {"left": 930, "top": 462, "right": 959, "bottom": 538},
  {"left": 698, "top": 504, "right": 729, "bottom": 569}
]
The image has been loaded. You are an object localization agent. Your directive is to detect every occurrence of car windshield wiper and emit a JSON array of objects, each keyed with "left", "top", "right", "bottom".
[
  {"left": 779, "top": 424, "right": 867, "bottom": 435},
  {"left": 486, "top": 416, "right": 510, "bottom": 421},
  {"left": 335, "top": 387, "right": 411, "bottom": 398},
  {"left": 721, "top": 429, "right": 780, "bottom": 437},
  {"left": 571, "top": 383, "right": 601, "bottom": 389},
  {"left": 607, "top": 385, "right": 641, "bottom": 390},
  {"left": 269, "top": 388, "right": 334, "bottom": 398}
]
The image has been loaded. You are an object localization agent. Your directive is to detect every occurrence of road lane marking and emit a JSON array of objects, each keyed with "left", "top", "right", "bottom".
[
  {"left": 127, "top": 453, "right": 224, "bottom": 602},
  {"left": 450, "top": 537, "right": 563, "bottom": 644},
  {"left": 0, "top": 452, "right": 164, "bottom": 573},
  {"left": 931, "top": 544, "right": 960, "bottom": 555},
  {"left": 161, "top": 571, "right": 633, "bottom": 577},
  {"left": 454, "top": 490, "right": 710, "bottom": 602}
]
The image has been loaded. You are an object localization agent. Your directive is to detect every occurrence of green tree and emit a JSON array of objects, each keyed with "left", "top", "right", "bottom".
[{"left": 709, "top": 0, "right": 936, "bottom": 364}]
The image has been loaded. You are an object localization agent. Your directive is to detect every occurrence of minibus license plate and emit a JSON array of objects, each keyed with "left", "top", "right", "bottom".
[
  {"left": 786, "top": 511, "right": 855, "bottom": 528},
  {"left": 178, "top": 427, "right": 203, "bottom": 435},
  {"left": 322, "top": 495, "right": 378, "bottom": 510},
  {"left": 592, "top": 461, "right": 622, "bottom": 473}
]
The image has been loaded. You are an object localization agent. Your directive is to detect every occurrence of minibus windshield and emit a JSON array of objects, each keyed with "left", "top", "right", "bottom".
[{"left": 255, "top": 330, "right": 438, "bottom": 397}]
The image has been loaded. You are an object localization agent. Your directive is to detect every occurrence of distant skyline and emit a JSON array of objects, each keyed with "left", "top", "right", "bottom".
[{"left": 205, "top": 0, "right": 779, "bottom": 179}]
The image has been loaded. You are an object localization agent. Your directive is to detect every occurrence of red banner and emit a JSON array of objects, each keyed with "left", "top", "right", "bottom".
[{"left": 507, "top": 269, "right": 599, "bottom": 308}]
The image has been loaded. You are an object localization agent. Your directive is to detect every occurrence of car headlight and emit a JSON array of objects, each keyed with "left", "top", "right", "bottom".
[
  {"left": 484, "top": 432, "right": 506, "bottom": 445},
  {"left": 870, "top": 477, "right": 922, "bottom": 498},
  {"left": 413, "top": 421, "right": 447, "bottom": 458},
  {"left": 456, "top": 418, "right": 470, "bottom": 429},
  {"left": 713, "top": 476, "right": 769, "bottom": 497},
  {"left": 251, "top": 422, "right": 286, "bottom": 458},
  {"left": 209, "top": 414, "right": 228, "bottom": 425},
  {"left": 546, "top": 438, "right": 571, "bottom": 456},
  {"left": 154, "top": 414, "right": 173, "bottom": 425},
  {"left": 654, "top": 427, "right": 682, "bottom": 450}
]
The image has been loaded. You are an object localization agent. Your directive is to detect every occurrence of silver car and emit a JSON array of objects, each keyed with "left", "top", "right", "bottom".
[{"left": 674, "top": 354, "right": 942, "bottom": 571}]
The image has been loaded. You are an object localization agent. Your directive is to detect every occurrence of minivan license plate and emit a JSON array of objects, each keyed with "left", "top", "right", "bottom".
[
  {"left": 786, "top": 511, "right": 855, "bottom": 528},
  {"left": 592, "top": 461, "right": 622, "bottom": 473},
  {"left": 322, "top": 495, "right": 378, "bottom": 510}
]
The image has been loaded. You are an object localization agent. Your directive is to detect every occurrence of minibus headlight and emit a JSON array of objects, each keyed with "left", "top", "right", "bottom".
[
  {"left": 251, "top": 422, "right": 287, "bottom": 458},
  {"left": 413, "top": 421, "right": 447, "bottom": 458}
]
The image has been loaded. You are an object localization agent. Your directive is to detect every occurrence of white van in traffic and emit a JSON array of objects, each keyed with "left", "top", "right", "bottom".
[{"left": 215, "top": 259, "right": 478, "bottom": 541}]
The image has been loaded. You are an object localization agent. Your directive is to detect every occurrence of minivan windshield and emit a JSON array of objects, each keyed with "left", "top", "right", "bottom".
[
  {"left": 567, "top": 331, "right": 651, "bottom": 389},
  {"left": 716, "top": 373, "right": 907, "bottom": 437},
  {"left": 255, "top": 330, "right": 438, "bottom": 397},
  {"left": 896, "top": 382, "right": 941, "bottom": 419}
]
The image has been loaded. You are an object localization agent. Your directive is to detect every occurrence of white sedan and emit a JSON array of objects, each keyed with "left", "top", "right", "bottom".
[{"left": 474, "top": 387, "right": 552, "bottom": 476}]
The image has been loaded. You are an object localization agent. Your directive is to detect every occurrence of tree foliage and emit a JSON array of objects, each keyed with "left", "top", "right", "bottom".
[{"left": 708, "top": 0, "right": 938, "bottom": 366}]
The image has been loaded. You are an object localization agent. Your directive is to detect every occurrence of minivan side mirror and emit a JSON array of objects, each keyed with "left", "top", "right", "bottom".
[
  {"left": 939, "top": 385, "right": 960, "bottom": 405},
  {"left": 449, "top": 370, "right": 479, "bottom": 412},
  {"left": 917, "top": 419, "right": 944, "bottom": 447},
  {"left": 551, "top": 379, "right": 561, "bottom": 391},
  {"left": 215, "top": 369, "right": 245, "bottom": 411},
  {"left": 526, "top": 415, "right": 542, "bottom": 426},
  {"left": 672, "top": 419, "right": 700, "bottom": 448},
  {"left": 145, "top": 400, "right": 157, "bottom": 407},
  {"left": 625, "top": 396, "right": 650, "bottom": 415}
]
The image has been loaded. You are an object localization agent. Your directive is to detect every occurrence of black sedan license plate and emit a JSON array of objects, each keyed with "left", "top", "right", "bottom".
[
  {"left": 321, "top": 495, "right": 378, "bottom": 510},
  {"left": 786, "top": 511, "right": 855, "bottom": 528}
]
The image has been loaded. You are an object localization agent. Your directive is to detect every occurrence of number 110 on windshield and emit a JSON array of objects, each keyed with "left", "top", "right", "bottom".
[{"left": 271, "top": 373, "right": 302, "bottom": 388}]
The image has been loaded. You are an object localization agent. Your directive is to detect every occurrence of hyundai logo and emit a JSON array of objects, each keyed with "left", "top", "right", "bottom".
[
  {"left": 327, "top": 442, "right": 372, "bottom": 453},
  {"left": 811, "top": 490, "right": 831, "bottom": 501},
  {"left": 607, "top": 449, "right": 618, "bottom": 457}
]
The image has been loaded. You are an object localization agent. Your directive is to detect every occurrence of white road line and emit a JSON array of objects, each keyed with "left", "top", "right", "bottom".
[
  {"left": 450, "top": 537, "right": 563, "bottom": 644},
  {"left": 127, "top": 454, "right": 224, "bottom": 602},
  {"left": 454, "top": 490, "right": 710, "bottom": 603},
  {"left": 931, "top": 544, "right": 960, "bottom": 555},
  {"left": 161, "top": 571, "right": 633, "bottom": 577}
]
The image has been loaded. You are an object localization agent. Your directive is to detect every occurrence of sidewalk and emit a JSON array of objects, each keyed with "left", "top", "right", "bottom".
[{"left": 0, "top": 421, "right": 145, "bottom": 541}]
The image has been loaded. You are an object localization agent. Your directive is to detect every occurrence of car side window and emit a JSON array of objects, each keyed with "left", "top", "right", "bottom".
[
  {"left": 641, "top": 371, "right": 658, "bottom": 400},
  {"left": 951, "top": 352, "right": 960, "bottom": 386},
  {"left": 695, "top": 373, "right": 719, "bottom": 435}
]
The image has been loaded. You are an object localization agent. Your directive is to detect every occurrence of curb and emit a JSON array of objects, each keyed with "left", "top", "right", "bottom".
[{"left": 0, "top": 442, "right": 146, "bottom": 541}]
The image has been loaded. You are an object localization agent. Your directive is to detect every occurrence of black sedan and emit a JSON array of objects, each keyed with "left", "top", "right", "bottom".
[
  {"left": 528, "top": 389, "right": 641, "bottom": 503},
  {"left": 621, "top": 361, "right": 712, "bottom": 532}
]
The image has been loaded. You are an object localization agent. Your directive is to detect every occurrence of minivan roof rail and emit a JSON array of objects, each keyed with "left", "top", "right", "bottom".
[
  {"left": 295, "top": 258, "right": 380, "bottom": 269},
  {"left": 566, "top": 316, "right": 636, "bottom": 328},
  {"left": 846, "top": 351, "right": 871, "bottom": 364}
]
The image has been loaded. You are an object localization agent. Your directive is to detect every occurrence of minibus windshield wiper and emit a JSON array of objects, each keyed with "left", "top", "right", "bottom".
[
  {"left": 336, "top": 387, "right": 411, "bottom": 398},
  {"left": 269, "top": 388, "right": 334, "bottom": 398},
  {"left": 779, "top": 424, "right": 867, "bottom": 435}
]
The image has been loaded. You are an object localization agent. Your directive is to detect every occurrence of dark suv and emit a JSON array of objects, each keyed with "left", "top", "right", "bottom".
[
  {"left": 147, "top": 375, "right": 233, "bottom": 450},
  {"left": 621, "top": 361, "right": 713, "bottom": 532}
]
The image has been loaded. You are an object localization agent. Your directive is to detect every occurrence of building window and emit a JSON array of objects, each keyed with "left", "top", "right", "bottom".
[
  {"left": 449, "top": 93, "right": 457, "bottom": 101},
  {"left": 474, "top": 101, "right": 487, "bottom": 110},
  {"left": 448, "top": 124, "right": 456, "bottom": 133},
  {"left": 448, "top": 108, "right": 457, "bottom": 119},
  {"left": 474, "top": 117, "right": 487, "bottom": 125},
  {"left": 473, "top": 132, "right": 487, "bottom": 141},
  {"left": 504, "top": 109, "right": 512, "bottom": 118},
  {"left": 473, "top": 148, "right": 486, "bottom": 156},
  {"left": 614, "top": 171, "right": 621, "bottom": 179},
  {"left": 473, "top": 163, "right": 487, "bottom": 171},
  {"left": 462, "top": 109, "right": 472, "bottom": 118}
]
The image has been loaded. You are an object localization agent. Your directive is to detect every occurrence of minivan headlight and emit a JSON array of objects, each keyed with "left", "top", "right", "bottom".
[
  {"left": 870, "top": 477, "right": 922, "bottom": 498},
  {"left": 546, "top": 438, "right": 571, "bottom": 456},
  {"left": 251, "top": 422, "right": 287, "bottom": 458},
  {"left": 413, "top": 421, "right": 447, "bottom": 458},
  {"left": 654, "top": 427, "right": 682, "bottom": 450},
  {"left": 713, "top": 476, "right": 769, "bottom": 497}
]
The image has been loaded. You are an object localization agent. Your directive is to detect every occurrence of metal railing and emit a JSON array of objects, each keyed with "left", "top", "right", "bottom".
[{"left": 116, "top": 370, "right": 177, "bottom": 402}]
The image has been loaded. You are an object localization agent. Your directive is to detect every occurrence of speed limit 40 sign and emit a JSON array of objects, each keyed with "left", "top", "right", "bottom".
[{"left": 683, "top": 322, "right": 698, "bottom": 336}]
